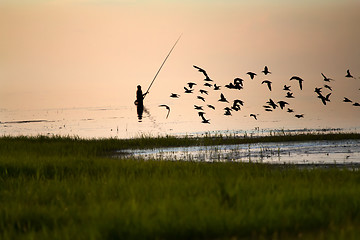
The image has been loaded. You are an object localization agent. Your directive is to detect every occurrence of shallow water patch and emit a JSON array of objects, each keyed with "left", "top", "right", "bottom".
[{"left": 118, "top": 139, "right": 360, "bottom": 165}]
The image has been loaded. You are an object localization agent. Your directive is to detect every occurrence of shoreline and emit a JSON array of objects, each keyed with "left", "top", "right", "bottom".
[{"left": 2, "top": 132, "right": 360, "bottom": 148}]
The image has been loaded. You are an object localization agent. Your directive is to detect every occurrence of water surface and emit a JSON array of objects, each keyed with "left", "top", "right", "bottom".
[
  {"left": 1, "top": 106, "right": 359, "bottom": 139},
  {"left": 119, "top": 139, "right": 360, "bottom": 165}
]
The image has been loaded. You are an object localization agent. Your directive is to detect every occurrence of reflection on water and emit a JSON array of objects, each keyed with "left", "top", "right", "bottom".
[
  {"left": 0, "top": 106, "right": 359, "bottom": 139},
  {"left": 137, "top": 104, "right": 144, "bottom": 122},
  {"left": 119, "top": 140, "right": 360, "bottom": 165}
]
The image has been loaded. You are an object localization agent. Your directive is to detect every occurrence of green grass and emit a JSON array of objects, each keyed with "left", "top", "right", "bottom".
[
  {"left": 1, "top": 132, "right": 359, "bottom": 156},
  {"left": 1, "top": 134, "right": 360, "bottom": 239}
]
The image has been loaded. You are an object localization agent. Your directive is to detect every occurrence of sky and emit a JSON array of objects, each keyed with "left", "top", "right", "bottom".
[{"left": 1, "top": 0, "right": 360, "bottom": 133}]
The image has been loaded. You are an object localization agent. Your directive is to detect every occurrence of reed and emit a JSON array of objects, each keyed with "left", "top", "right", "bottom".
[
  {"left": 1, "top": 134, "right": 360, "bottom": 239},
  {"left": 1, "top": 132, "right": 359, "bottom": 154}
]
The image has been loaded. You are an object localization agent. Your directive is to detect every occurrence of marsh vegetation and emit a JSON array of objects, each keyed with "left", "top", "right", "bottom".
[{"left": 1, "top": 133, "right": 360, "bottom": 239}]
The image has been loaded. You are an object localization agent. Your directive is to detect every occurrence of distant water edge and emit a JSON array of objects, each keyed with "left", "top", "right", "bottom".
[{"left": 1, "top": 107, "right": 359, "bottom": 139}]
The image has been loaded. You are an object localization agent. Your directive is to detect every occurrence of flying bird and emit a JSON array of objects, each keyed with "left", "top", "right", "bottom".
[
  {"left": 231, "top": 100, "right": 241, "bottom": 110},
  {"left": 231, "top": 99, "right": 244, "bottom": 111},
  {"left": 197, "top": 96, "right": 205, "bottom": 102},
  {"left": 262, "top": 66, "right": 271, "bottom": 75},
  {"left": 234, "top": 78, "right": 244, "bottom": 87},
  {"left": 184, "top": 87, "right": 193, "bottom": 93},
  {"left": 224, "top": 108, "right": 232, "bottom": 116},
  {"left": 283, "top": 85, "right": 291, "bottom": 91},
  {"left": 194, "top": 105, "right": 203, "bottom": 110},
  {"left": 234, "top": 83, "right": 243, "bottom": 90},
  {"left": 218, "top": 93, "right": 229, "bottom": 103},
  {"left": 250, "top": 114, "right": 258, "bottom": 120},
  {"left": 193, "top": 65, "right": 206, "bottom": 75},
  {"left": 314, "top": 87, "right": 322, "bottom": 95},
  {"left": 262, "top": 80, "right": 272, "bottom": 91},
  {"left": 295, "top": 114, "right": 304, "bottom": 118},
  {"left": 345, "top": 69, "right": 354, "bottom": 79},
  {"left": 247, "top": 72, "right": 257, "bottom": 79},
  {"left": 198, "top": 112, "right": 210, "bottom": 124},
  {"left": 204, "top": 83, "right": 213, "bottom": 88},
  {"left": 266, "top": 99, "right": 278, "bottom": 109},
  {"left": 324, "top": 84, "right": 332, "bottom": 91},
  {"left": 321, "top": 73, "right": 334, "bottom": 82},
  {"left": 187, "top": 82, "right": 197, "bottom": 88},
  {"left": 193, "top": 65, "right": 213, "bottom": 81},
  {"left": 285, "top": 92, "right": 294, "bottom": 98},
  {"left": 290, "top": 76, "right": 304, "bottom": 90},
  {"left": 213, "top": 84, "right": 221, "bottom": 90},
  {"left": 198, "top": 111, "right": 205, "bottom": 118},
  {"left": 343, "top": 97, "right": 352, "bottom": 103},
  {"left": 353, "top": 102, "right": 360, "bottom": 107},
  {"left": 225, "top": 83, "right": 235, "bottom": 89},
  {"left": 233, "top": 99, "right": 244, "bottom": 106},
  {"left": 201, "top": 118, "right": 210, "bottom": 124},
  {"left": 277, "top": 101, "right": 289, "bottom": 110},
  {"left": 199, "top": 89, "right": 208, "bottom": 95},
  {"left": 231, "top": 105, "right": 241, "bottom": 111},
  {"left": 317, "top": 93, "right": 331, "bottom": 105},
  {"left": 323, "top": 93, "right": 331, "bottom": 104},
  {"left": 207, "top": 104, "right": 215, "bottom": 110},
  {"left": 287, "top": 108, "right": 294, "bottom": 113},
  {"left": 225, "top": 81, "right": 243, "bottom": 90},
  {"left": 170, "top": 93, "right": 180, "bottom": 98},
  {"left": 158, "top": 105, "right": 170, "bottom": 119}
]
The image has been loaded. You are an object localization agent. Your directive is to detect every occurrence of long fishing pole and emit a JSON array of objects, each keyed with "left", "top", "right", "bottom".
[{"left": 144, "top": 34, "right": 182, "bottom": 99}]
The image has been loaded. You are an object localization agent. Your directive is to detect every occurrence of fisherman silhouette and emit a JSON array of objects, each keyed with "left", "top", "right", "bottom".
[
  {"left": 132, "top": 36, "right": 181, "bottom": 122},
  {"left": 134, "top": 85, "right": 148, "bottom": 121}
]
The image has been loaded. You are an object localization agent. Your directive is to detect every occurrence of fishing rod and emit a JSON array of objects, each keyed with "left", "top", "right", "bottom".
[{"left": 143, "top": 34, "right": 182, "bottom": 99}]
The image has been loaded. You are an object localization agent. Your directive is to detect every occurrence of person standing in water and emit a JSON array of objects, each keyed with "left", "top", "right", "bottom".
[
  {"left": 135, "top": 85, "right": 148, "bottom": 121},
  {"left": 133, "top": 35, "right": 181, "bottom": 122}
]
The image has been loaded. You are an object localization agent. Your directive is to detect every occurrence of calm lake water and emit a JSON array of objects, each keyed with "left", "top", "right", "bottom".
[{"left": 1, "top": 104, "right": 360, "bottom": 139}]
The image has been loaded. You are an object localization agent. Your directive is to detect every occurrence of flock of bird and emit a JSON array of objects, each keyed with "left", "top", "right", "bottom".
[{"left": 158, "top": 65, "right": 359, "bottom": 124}]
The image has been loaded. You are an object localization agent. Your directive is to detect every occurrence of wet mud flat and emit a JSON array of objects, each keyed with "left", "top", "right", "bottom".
[{"left": 118, "top": 139, "right": 360, "bottom": 166}]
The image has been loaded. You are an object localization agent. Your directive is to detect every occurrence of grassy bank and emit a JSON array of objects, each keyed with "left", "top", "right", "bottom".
[
  {"left": 1, "top": 134, "right": 360, "bottom": 239},
  {"left": 1, "top": 132, "right": 360, "bottom": 156}
]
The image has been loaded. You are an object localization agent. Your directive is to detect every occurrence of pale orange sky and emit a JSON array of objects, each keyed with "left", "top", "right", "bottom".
[{"left": 1, "top": 0, "right": 360, "bottom": 130}]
